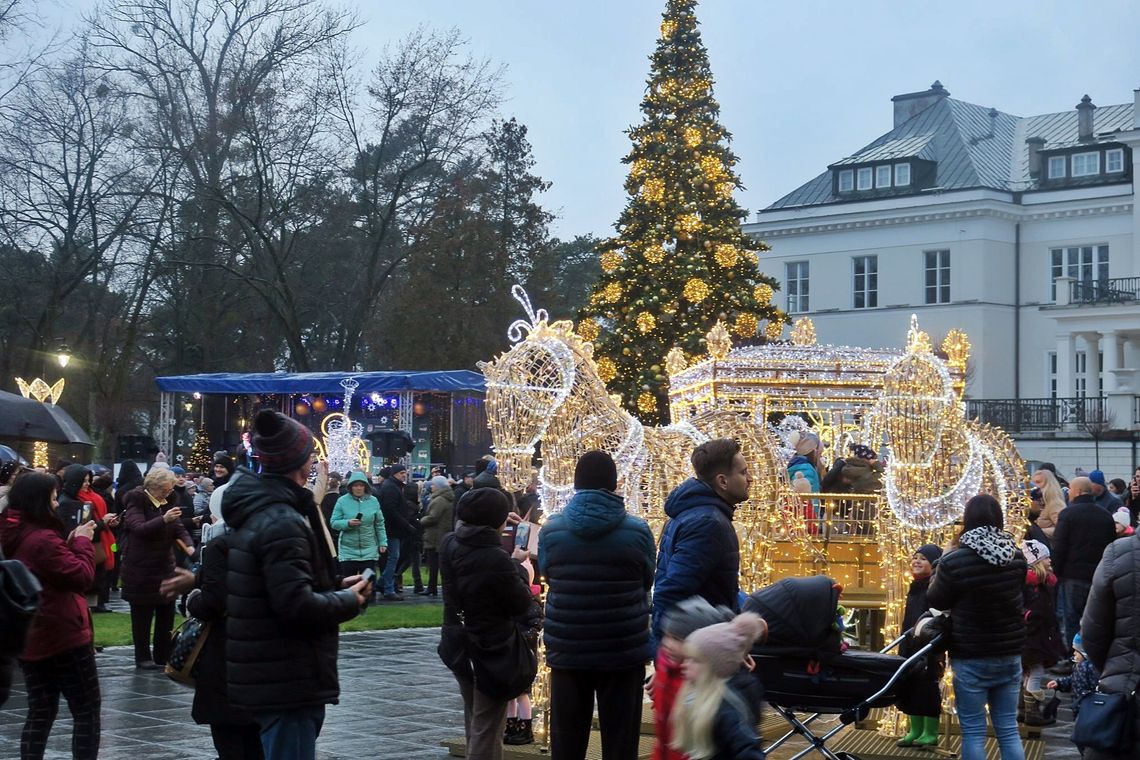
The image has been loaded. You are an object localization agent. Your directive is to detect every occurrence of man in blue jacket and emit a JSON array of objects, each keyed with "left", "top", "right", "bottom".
[
  {"left": 539, "top": 450, "right": 655, "bottom": 760},
  {"left": 652, "top": 438, "right": 752, "bottom": 649}
]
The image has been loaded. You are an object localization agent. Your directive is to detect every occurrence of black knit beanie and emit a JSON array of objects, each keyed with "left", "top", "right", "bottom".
[
  {"left": 251, "top": 409, "right": 315, "bottom": 474},
  {"left": 915, "top": 543, "right": 943, "bottom": 565},
  {"left": 456, "top": 487, "right": 510, "bottom": 529},
  {"left": 574, "top": 450, "right": 618, "bottom": 492}
]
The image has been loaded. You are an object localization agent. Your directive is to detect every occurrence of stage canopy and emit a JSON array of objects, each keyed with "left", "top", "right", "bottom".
[{"left": 155, "top": 370, "right": 486, "bottom": 395}]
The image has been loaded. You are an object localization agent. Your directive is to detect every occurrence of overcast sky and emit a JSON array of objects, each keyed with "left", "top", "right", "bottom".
[{"left": 43, "top": 0, "right": 1140, "bottom": 239}]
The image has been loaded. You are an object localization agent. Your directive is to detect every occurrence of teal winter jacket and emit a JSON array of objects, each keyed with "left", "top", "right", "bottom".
[{"left": 331, "top": 475, "right": 387, "bottom": 562}]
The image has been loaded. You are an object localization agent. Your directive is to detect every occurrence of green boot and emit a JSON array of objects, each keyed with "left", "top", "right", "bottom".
[
  {"left": 896, "top": 714, "right": 923, "bottom": 747},
  {"left": 914, "top": 715, "right": 940, "bottom": 747}
]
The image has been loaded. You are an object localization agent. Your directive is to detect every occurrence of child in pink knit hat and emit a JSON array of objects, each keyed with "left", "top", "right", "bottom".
[{"left": 670, "top": 612, "right": 767, "bottom": 760}]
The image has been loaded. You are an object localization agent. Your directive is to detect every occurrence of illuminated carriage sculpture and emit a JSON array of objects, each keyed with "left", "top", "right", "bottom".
[{"left": 478, "top": 288, "right": 1028, "bottom": 745}]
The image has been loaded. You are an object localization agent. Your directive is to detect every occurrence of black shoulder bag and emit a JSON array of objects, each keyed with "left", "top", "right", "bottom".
[{"left": 1072, "top": 686, "right": 1136, "bottom": 753}]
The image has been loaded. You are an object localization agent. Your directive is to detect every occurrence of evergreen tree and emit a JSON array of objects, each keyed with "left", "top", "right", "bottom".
[
  {"left": 579, "top": 0, "right": 784, "bottom": 422},
  {"left": 188, "top": 426, "right": 212, "bottom": 473}
]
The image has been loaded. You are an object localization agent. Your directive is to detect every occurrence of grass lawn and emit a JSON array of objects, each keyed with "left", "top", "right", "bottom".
[
  {"left": 93, "top": 569, "right": 443, "bottom": 647},
  {"left": 93, "top": 603, "right": 443, "bottom": 648}
]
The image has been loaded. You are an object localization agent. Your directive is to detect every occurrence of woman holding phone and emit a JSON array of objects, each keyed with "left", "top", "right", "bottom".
[
  {"left": 330, "top": 471, "right": 387, "bottom": 601},
  {"left": 57, "top": 465, "right": 120, "bottom": 613},
  {"left": 121, "top": 467, "right": 191, "bottom": 669},
  {"left": 0, "top": 471, "right": 101, "bottom": 759}
]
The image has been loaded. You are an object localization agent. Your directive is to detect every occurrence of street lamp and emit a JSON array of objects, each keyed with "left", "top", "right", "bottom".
[{"left": 56, "top": 343, "right": 71, "bottom": 369}]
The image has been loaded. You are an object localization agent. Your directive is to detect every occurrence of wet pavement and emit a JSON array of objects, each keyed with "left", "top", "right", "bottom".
[
  {"left": 0, "top": 622, "right": 1081, "bottom": 760},
  {"left": 0, "top": 628, "right": 464, "bottom": 760}
]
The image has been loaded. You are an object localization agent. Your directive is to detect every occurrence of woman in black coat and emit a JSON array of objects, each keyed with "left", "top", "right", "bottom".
[
  {"left": 438, "top": 489, "right": 534, "bottom": 760},
  {"left": 186, "top": 534, "right": 263, "bottom": 760}
]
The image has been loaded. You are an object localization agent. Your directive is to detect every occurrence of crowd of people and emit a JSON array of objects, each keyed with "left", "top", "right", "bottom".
[{"left": 2, "top": 435, "right": 1140, "bottom": 760}]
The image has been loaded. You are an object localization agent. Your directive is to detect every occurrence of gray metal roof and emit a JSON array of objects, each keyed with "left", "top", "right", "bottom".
[
  {"left": 766, "top": 96, "right": 1135, "bottom": 211},
  {"left": 831, "top": 133, "right": 936, "bottom": 165}
]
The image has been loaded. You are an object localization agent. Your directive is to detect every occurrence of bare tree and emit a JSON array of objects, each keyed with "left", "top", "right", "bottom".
[
  {"left": 329, "top": 27, "right": 503, "bottom": 366},
  {"left": 87, "top": 0, "right": 359, "bottom": 370}
]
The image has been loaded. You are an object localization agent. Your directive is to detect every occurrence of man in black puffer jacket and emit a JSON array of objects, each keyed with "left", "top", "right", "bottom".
[
  {"left": 1054, "top": 477, "right": 1117, "bottom": 650},
  {"left": 538, "top": 451, "right": 656, "bottom": 760},
  {"left": 1080, "top": 532, "right": 1140, "bottom": 759},
  {"left": 222, "top": 410, "right": 369, "bottom": 760}
]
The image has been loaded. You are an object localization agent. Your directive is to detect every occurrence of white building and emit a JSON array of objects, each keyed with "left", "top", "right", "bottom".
[{"left": 745, "top": 82, "right": 1140, "bottom": 475}]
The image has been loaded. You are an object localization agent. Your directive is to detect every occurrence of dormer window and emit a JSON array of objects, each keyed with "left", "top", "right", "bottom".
[
  {"left": 1072, "top": 152, "right": 1100, "bottom": 177},
  {"left": 1047, "top": 156, "right": 1066, "bottom": 179},
  {"left": 875, "top": 165, "right": 892, "bottom": 188},
  {"left": 894, "top": 163, "right": 911, "bottom": 186},
  {"left": 856, "top": 167, "right": 873, "bottom": 190},
  {"left": 1107, "top": 148, "right": 1124, "bottom": 173},
  {"left": 838, "top": 170, "right": 854, "bottom": 192}
]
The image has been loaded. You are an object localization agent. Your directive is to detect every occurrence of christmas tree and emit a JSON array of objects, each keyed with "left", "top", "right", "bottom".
[
  {"left": 188, "top": 426, "right": 212, "bottom": 473},
  {"left": 578, "top": 0, "right": 784, "bottom": 422}
]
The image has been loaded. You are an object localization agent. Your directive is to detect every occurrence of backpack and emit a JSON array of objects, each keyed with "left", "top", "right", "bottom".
[{"left": 0, "top": 559, "right": 43, "bottom": 654}]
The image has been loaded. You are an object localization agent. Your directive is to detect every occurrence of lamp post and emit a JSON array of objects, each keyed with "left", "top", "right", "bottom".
[{"left": 56, "top": 342, "right": 72, "bottom": 369}]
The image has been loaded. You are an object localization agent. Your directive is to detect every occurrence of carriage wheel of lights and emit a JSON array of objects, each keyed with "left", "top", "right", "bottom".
[{"left": 313, "top": 377, "right": 369, "bottom": 475}]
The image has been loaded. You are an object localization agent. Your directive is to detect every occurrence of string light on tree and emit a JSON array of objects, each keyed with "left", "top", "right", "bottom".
[{"left": 578, "top": 0, "right": 780, "bottom": 423}]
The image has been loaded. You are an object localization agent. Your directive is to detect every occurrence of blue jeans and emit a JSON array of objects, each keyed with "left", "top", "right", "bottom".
[
  {"left": 1061, "top": 577, "right": 1092, "bottom": 651},
  {"left": 257, "top": 705, "right": 325, "bottom": 760},
  {"left": 952, "top": 656, "right": 1024, "bottom": 760},
  {"left": 381, "top": 536, "right": 402, "bottom": 595}
]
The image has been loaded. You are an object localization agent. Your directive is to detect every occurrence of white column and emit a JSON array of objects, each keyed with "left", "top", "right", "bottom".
[
  {"left": 1103, "top": 330, "right": 1120, "bottom": 393},
  {"left": 1056, "top": 334, "right": 1075, "bottom": 399},
  {"left": 1125, "top": 333, "right": 1140, "bottom": 370},
  {"left": 1085, "top": 332, "right": 1101, "bottom": 397}
]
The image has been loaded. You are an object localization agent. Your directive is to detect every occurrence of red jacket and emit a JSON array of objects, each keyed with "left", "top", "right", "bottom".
[
  {"left": 0, "top": 510, "right": 95, "bottom": 661},
  {"left": 652, "top": 647, "right": 688, "bottom": 760}
]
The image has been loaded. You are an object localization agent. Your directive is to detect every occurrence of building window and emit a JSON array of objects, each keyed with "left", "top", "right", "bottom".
[
  {"left": 1051, "top": 244, "right": 1109, "bottom": 300},
  {"left": 1047, "top": 156, "right": 1066, "bottom": 179},
  {"left": 894, "top": 162, "right": 911, "bottom": 186},
  {"left": 837, "top": 170, "right": 853, "bottom": 192},
  {"left": 1075, "top": 351, "right": 1087, "bottom": 398},
  {"left": 1106, "top": 148, "right": 1124, "bottom": 173},
  {"left": 1071, "top": 151, "right": 1100, "bottom": 177},
  {"left": 876, "top": 165, "right": 892, "bottom": 188},
  {"left": 1048, "top": 352, "right": 1057, "bottom": 400},
  {"left": 786, "top": 261, "right": 809, "bottom": 313},
  {"left": 852, "top": 255, "right": 878, "bottom": 309},
  {"left": 856, "top": 167, "right": 873, "bottom": 190},
  {"left": 924, "top": 250, "right": 950, "bottom": 304}
]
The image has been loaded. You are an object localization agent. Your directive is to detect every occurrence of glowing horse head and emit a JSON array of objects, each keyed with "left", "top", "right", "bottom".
[{"left": 479, "top": 286, "right": 591, "bottom": 490}]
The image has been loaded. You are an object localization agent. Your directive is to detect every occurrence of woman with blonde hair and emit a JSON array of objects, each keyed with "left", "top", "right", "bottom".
[
  {"left": 670, "top": 612, "right": 766, "bottom": 760},
  {"left": 121, "top": 466, "right": 192, "bottom": 670},
  {"left": 1031, "top": 469, "right": 1067, "bottom": 538}
]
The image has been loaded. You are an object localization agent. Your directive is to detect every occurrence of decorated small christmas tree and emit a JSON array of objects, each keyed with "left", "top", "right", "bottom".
[
  {"left": 188, "top": 426, "right": 212, "bottom": 473},
  {"left": 578, "top": 0, "right": 784, "bottom": 422}
]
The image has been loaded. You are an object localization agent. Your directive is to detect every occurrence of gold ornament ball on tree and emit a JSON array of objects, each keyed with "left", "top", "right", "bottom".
[
  {"left": 765, "top": 320, "right": 784, "bottom": 341},
  {"left": 660, "top": 18, "right": 677, "bottom": 38},
  {"left": 733, "top": 312, "right": 759, "bottom": 337},
  {"left": 683, "top": 278, "right": 710, "bottom": 303},
  {"left": 637, "top": 392, "right": 658, "bottom": 414},
  {"left": 578, "top": 319, "right": 601, "bottom": 342},
  {"left": 683, "top": 126, "right": 703, "bottom": 148},
  {"left": 676, "top": 213, "right": 701, "bottom": 238},
  {"left": 644, "top": 244, "right": 666, "bottom": 264},
  {"left": 600, "top": 251, "right": 622, "bottom": 272},
  {"left": 641, "top": 177, "right": 665, "bottom": 203},
  {"left": 700, "top": 154, "right": 724, "bottom": 181},
  {"left": 714, "top": 243, "right": 739, "bottom": 268},
  {"left": 754, "top": 283, "right": 773, "bottom": 305},
  {"left": 630, "top": 158, "right": 648, "bottom": 177},
  {"left": 602, "top": 282, "right": 622, "bottom": 303},
  {"left": 596, "top": 356, "right": 617, "bottom": 382},
  {"left": 637, "top": 312, "right": 656, "bottom": 334},
  {"left": 717, "top": 181, "right": 734, "bottom": 199}
]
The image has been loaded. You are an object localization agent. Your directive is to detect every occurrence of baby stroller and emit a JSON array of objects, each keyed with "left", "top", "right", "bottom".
[{"left": 744, "top": 576, "right": 943, "bottom": 760}]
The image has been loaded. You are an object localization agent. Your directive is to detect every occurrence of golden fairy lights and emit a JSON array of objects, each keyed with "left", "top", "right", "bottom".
[
  {"left": 675, "top": 212, "right": 701, "bottom": 237},
  {"left": 599, "top": 251, "right": 622, "bottom": 273},
  {"left": 790, "top": 317, "right": 817, "bottom": 346},
  {"left": 705, "top": 320, "right": 732, "bottom": 360},
  {"left": 637, "top": 392, "right": 658, "bottom": 414},
  {"left": 683, "top": 126, "right": 703, "bottom": 148},
  {"left": 644, "top": 244, "right": 666, "bottom": 264},
  {"left": 733, "top": 312, "right": 758, "bottom": 337},
  {"left": 636, "top": 312, "right": 656, "bottom": 334},
  {"left": 640, "top": 177, "right": 665, "bottom": 202},
  {"left": 754, "top": 283, "right": 774, "bottom": 305},
  {"left": 601, "top": 282, "right": 622, "bottom": 303},
  {"left": 713, "top": 243, "right": 738, "bottom": 268},
  {"left": 577, "top": 319, "right": 600, "bottom": 342},
  {"left": 595, "top": 356, "right": 617, "bottom": 382},
  {"left": 16, "top": 376, "right": 66, "bottom": 469}
]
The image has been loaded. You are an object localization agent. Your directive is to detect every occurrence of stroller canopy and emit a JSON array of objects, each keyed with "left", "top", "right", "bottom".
[{"left": 744, "top": 576, "right": 840, "bottom": 651}]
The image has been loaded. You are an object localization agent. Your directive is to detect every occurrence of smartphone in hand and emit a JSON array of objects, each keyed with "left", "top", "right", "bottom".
[{"left": 361, "top": 567, "right": 376, "bottom": 588}]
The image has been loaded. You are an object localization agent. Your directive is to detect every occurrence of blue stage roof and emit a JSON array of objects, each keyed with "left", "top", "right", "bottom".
[{"left": 155, "top": 370, "right": 485, "bottom": 395}]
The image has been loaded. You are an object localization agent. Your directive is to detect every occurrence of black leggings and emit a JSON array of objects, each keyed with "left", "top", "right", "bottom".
[
  {"left": 20, "top": 645, "right": 101, "bottom": 760},
  {"left": 129, "top": 602, "right": 175, "bottom": 665}
]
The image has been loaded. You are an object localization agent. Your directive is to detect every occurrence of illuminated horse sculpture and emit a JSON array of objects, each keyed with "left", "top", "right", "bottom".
[{"left": 479, "top": 287, "right": 823, "bottom": 589}]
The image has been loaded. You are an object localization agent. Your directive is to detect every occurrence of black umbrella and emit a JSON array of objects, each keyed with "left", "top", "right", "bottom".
[
  {"left": 0, "top": 389, "right": 93, "bottom": 445},
  {"left": 0, "top": 444, "right": 27, "bottom": 465}
]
